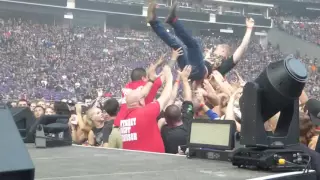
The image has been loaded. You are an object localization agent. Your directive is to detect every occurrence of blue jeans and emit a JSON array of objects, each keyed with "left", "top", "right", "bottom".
[{"left": 150, "top": 19, "right": 205, "bottom": 80}]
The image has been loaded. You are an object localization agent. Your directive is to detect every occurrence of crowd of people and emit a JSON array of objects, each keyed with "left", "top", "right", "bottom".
[
  {"left": 2, "top": 1, "right": 320, "bottom": 178},
  {"left": 0, "top": 17, "right": 319, "bottom": 102},
  {"left": 275, "top": 16, "right": 320, "bottom": 46}
]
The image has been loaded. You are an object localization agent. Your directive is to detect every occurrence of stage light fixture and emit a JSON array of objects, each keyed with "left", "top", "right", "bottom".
[{"left": 231, "top": 56, "right": 310, "bottom": 171}]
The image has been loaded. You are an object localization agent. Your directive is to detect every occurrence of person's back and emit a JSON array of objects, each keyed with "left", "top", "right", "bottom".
[
  {"left": 161, "top": 124, "right": 188, "bottom": 154},
  {"left": 121, "top": 102, "right": 164, "bottom": 152},
  {"left": 120, "top": 64, "right": 173, "bottom": 153}
]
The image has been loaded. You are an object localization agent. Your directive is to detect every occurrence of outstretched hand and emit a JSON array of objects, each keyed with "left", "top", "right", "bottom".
[
  {"left": 177, "top": 65, "right": 192, "bottom": 80},
  {"left": 171, "top": 47, "right": 184, "bottom": 60},
  {"left": 154, "top": 53, "right": 166, "bottom": 67},
  {"left": 147, "top": 54, "right": 166, "bottom": 81},
  {"left": 203, "top": 79, "right": 216, "bottom": 94}
]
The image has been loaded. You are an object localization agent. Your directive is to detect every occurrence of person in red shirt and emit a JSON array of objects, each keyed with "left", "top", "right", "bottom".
[
  {"left": 114, "top": 56, "right": 165, "bottom": 128},
  {"left": 120, "top": 64, "right": 174, "bottom": 153}
]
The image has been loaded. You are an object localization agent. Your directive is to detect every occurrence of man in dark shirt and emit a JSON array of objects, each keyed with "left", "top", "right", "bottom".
[
  {"left": 216, "top": 56, "right": 236, "bottom": 76},
  {"left": 161, "top": 65, "right": 193, "bottom": 154},
  {"left": 102, "top": 98, "right": 120, "bottom": 147},
  {"left": 161, "top": 102, "right": 194, "bottom": 154}
]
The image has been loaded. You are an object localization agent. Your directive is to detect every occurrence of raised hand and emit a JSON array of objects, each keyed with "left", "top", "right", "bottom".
[
  {"left": 171, "top": 47, "right": 183, "bottom": 61},
  {"left": 246, "top": 17, "right": 255, "bottom": 28},
  {"left": 177, "top": 65, "right": 192, "bottom": 81},
  {"left": 147, "top": 62, "right": 158, "bottom": 81},
  {"left": 234, "top": 70, "right": 246, "bottom": 86},
  {"left": 203, "top": 79, "right": 216, "bottom": 94},
  {"left": 197, "top": 88, "right": 208, "bottom": 97},
  {"left": 97, "top": 88, "right": 103, "bottom": 97},
  {"left": 154, "top": 53, "right": 166, "bottom": 67}
]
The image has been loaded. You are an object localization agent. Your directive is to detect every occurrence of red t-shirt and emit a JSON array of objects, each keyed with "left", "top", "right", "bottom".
[
  {"left": 120, "top": 101, "right": 164, "bottom": 152},
  {"left": 114, "top": 77, "right": 162, "bottom": 127}
]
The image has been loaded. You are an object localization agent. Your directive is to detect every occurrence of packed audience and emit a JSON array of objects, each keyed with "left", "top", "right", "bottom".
[
  {"left": 275, "top": 17, "right": 320, "bottom": 46},
  {"left": 1, "top": 1, "right": 319, "bottom": 178},
  {"left": 1, "top": 4, "right": 320, "bottom": 158},
  {"left": 0, "top": 18, "right": 318, "bottom": 102}
]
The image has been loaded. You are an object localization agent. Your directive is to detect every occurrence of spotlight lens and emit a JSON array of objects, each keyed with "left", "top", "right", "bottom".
[{"left": 285, "top": 58, "right": 308, "bottom": 82}]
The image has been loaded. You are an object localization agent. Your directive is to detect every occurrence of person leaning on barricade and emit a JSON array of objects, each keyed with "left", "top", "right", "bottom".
[
  {"left": 69, "top": 104, "right": 92, "bottom": 144},
  {"left": 102, "top": 98, "right": 122, "bottom": 148},
  {"left": 87, "top": 107, "right": 107, "bottom": 146},
  {"left": 34, "top": 106, "right": 45, "bottom": 120}
]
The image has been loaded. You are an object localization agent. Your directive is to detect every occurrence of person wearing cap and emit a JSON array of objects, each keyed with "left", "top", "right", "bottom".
[
  {"left": 291, "top": 98, "right": 320, "bottom": 179},
  {"left": 306, "top": 98, "right": 320, "bottom": 126},
  {"left": 120, "top": 65, "right": 173, "bottom": 153}
]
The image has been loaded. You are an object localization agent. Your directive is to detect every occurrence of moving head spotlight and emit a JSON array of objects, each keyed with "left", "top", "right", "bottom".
[{"left": 231, "top": 56, "right": 310, "bottom": 172}]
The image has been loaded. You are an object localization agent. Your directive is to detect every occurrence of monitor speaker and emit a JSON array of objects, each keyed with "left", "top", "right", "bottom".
[
  {"left": 11, "top": 107, "right": 36, "bottom": 143},
  {"left": 0, "top": 104, "right": 35, "bottom": 180}
]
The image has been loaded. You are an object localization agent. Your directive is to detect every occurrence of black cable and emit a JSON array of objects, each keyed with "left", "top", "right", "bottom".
[
  {"left": 302, "top": 154, "right": 311, "bottom": 174},
  {"left": 281, "top": 154, "right": 311, "bottom": 174}
]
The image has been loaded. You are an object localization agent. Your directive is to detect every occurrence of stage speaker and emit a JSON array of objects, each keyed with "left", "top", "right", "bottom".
[
  {"left": 11, "top": 107, "right": 36, "bottom": 143},
  {"left": 0, "top": 104, "right": 35, "bottom": 180}
]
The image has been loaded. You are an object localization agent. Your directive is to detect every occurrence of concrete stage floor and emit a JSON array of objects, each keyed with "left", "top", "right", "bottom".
[{"left": 26, "top": 144, "right": 311, "bottom": 180}]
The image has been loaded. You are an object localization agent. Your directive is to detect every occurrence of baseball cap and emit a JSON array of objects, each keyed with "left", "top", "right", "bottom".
[{"left": 305, "top": 98, "right": 320, "bottom": 125}]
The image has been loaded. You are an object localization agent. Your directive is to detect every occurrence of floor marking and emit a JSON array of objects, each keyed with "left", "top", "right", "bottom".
[
  {"left": 72, "top": 144, "right": 185, "bottom": 157},
  {"left": 35, "top": 168, "right": 204, "bottom": 180},
  {"left": 247, "top": 170, "right": 315, "bottom": 180}
]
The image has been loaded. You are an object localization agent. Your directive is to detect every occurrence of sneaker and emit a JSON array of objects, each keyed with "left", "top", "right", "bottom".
[
  {"left": 165, "top": 2, "right": 178, "bottom": 24},
  {"left": 147, "top": 2, "right": 157, "bottom": 23}
]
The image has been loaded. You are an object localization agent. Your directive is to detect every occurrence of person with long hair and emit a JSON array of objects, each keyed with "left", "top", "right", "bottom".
[
  {"left": 300, "top": 113, "right": 319, "bottom": 150},
  {"left": 87, "top": 107, "right": 105, "bottom": 146}
]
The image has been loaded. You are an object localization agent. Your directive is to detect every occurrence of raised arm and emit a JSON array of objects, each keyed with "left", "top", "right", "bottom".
[
  {"left": 167, "top": 47, "right": 183, "bottom": 69},
  {"left": 195, "top": 89, "right": 219, "bottom": 120},
  {"left": 211, "top": 71, "right": 233, "bottom": 96},
  {"left": 157, "top": 65, "right": 173, "bottom": 111},
  {"left": 203, "top": 79, "right": 220, "bottom": 106},
  {"left": 90, "top": 88, "right": 103, "bottom": 108},
  {"left": 75, "top": 104, "right": 92, "bottom": 132},
  {"left": 157, "top": 48, "right": 183, "bottom": 111},
  {"left": 166, "top": 74, "right": 181, "bottom": 108},
  {"left": 179, "top": 66, "right": 194, "bottom": 135},
  {"left": 140, "top": 55, "right": 165, "bottom": 98},
  {"left": 232, "top": 18, "right": 254, "bottom": 64},
  {"left": 225, "top": 88, "right": 242, "bottom": 132},
  {"left": 178, "top": 65, "right": 192, "bottom": 102}
]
